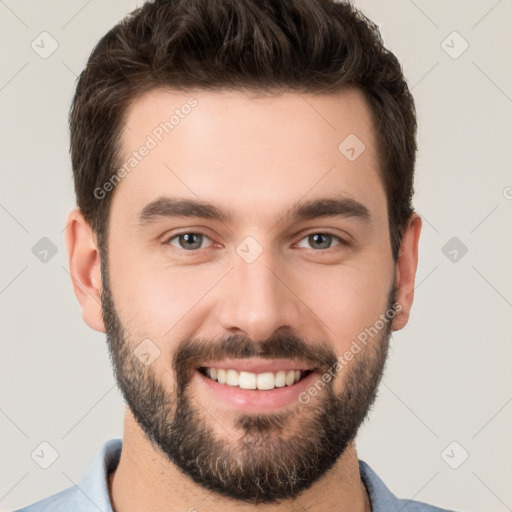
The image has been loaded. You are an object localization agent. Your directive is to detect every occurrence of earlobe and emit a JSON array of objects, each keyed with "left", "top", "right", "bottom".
[
  {"left": 391, "top": 213, "right": 422, "bottom": 332},
  {"left": 65, "top": 208, "right": 106, "bottom": 333}
]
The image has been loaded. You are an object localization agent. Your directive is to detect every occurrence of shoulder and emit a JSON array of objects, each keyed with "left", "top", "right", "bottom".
[
  {"left": 358, "top": 459, "right": 460, "bottom": 512},
  {"left": 394, "top": 497, "right": 458, "bottom": 511},
  {"left": 13, "top": 438, "right": 122, "bottom": 512},
  {"left": 12, "top": 485, "right": 81, "bottom": 512}
]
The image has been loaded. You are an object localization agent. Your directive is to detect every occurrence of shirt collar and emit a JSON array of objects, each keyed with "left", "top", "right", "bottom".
[
  {"left": 359, "top": 458, "right": 402, "bottom": 511},
  {"left": 77, "top": 437, "right": 121, "bottom": 512}
]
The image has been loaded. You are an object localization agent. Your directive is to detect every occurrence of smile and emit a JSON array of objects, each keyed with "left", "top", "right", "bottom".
[
  {"left": 198, "top": 367, "right": 314, "bottom": 391},
  {"left": 193, "top": 358, "right": 318, "bottom": 412}
]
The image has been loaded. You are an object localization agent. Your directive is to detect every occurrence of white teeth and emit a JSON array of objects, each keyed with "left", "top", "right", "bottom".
[
  {"left": 285, "top": 370, "right": 295, "bottom": 386},
  {"left": 274, "top": 371, "right": 286, "bottom": 388},
  {"left": 257, "top": 372, "right": 275, "bottom": 390},
  {"left": 226, "top": 369, "right": 239, "bottom": 387},
  {"left": 203, "top": 367, "right": 306, "bottom": 390},
  {"left": 239, "top": 371, "right": 257, "bottom": 390}
]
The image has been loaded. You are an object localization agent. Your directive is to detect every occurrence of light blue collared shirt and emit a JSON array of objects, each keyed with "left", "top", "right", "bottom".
[{"left": 14, "top": 438, "right": 457, "bottom": 512}]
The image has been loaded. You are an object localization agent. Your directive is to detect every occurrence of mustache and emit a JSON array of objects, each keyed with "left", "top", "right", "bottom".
[{"left": 173, "top": 330, "right": 338, "bottom": 384}]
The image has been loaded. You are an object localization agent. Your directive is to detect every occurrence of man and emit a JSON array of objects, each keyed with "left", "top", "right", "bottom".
[{"left": 15, "top": 0, "right": 457, "bottom": 511}]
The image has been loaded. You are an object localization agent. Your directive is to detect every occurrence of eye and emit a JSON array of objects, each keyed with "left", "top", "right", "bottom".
[
  {"left": 164, "top": 231, "right": 348, "bottom": 253},
  {"left": 295, "top": 232, "right": 347, "bottom": 251},
  {"left": 165, "top": 232, "right": 213, "bottom": 251}
]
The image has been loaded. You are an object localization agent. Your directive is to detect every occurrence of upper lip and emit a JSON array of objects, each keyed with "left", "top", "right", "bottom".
[{"left": 198, "top": 358, "right": 315, "bottom": 373}]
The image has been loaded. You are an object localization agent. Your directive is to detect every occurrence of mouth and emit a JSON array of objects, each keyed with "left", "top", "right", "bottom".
[
  {"left": 197, "top": 366, "right": 314, "bottom": 390},
  {"left": 193, "top": 359, "right": 319, "bottom": 413}
]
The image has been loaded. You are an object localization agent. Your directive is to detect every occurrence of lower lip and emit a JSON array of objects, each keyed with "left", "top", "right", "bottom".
[{"left": 194, "top": 369, "right": 319, "bottom": 413}]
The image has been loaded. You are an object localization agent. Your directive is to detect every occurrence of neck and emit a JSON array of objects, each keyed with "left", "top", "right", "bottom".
[{"left": 108, "top": 408, "right": 371, "bottom": 512}]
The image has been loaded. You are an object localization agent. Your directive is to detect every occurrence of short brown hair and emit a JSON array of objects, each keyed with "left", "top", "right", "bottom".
[{"left": 69, "top": 0, "right": 417, "bottom": 261}]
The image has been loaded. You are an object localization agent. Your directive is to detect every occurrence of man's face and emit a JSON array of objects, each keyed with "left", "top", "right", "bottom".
[{"left": 101, "top": 88, "right": 399, "bottom": 502}]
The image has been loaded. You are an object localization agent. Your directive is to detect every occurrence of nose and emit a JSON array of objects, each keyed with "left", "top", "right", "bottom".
[{"left": 216, "top": 247, "right": 304, "bottom": 343}]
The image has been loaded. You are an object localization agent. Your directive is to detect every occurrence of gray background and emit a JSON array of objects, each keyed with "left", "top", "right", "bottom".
[{"left": 1, "top": 1, "right": 511, "bottom": 511}]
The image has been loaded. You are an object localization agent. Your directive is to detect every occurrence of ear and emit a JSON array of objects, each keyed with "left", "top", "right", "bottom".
[
  {"left": 65, "top": 208, "right": 105, "bottom": 332},
  {"left": 391, "top": 212, "right": 422, "bottom": 332}
]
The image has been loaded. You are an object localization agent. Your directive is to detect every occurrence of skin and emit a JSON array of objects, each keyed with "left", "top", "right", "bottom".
[{"left": 66, "top": 87, "right": 421, "bottom": 512}]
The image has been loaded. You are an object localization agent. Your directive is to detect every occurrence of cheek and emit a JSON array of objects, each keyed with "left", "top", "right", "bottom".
[
  {"left": 110, "top": 259, "right": 225, "bottom": 341},
  {"left": 294, "top": 262, "right": 392, "bottom": 352}
]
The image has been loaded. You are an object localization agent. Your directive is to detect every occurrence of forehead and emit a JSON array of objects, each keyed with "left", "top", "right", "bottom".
[
  {"left": 111, "top": 87, "right": 385, "bottom": 228},
  {"left": 121, "top": 87, "right": 377, "bottom": 154}
]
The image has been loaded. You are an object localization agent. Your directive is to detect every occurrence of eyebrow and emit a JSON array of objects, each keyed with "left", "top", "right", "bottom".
[{"left": 137, "top": 195, "right": 371, "bottom": 227}]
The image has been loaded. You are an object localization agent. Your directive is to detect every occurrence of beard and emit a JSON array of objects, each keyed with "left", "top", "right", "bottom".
[{"left": 99, "top": 248, "right": 396, "bottom": 505}]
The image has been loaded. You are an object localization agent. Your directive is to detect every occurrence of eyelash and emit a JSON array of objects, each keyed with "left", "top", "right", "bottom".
[{"left": 163, "top": 231, "right": 350, "bottom": 253}]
